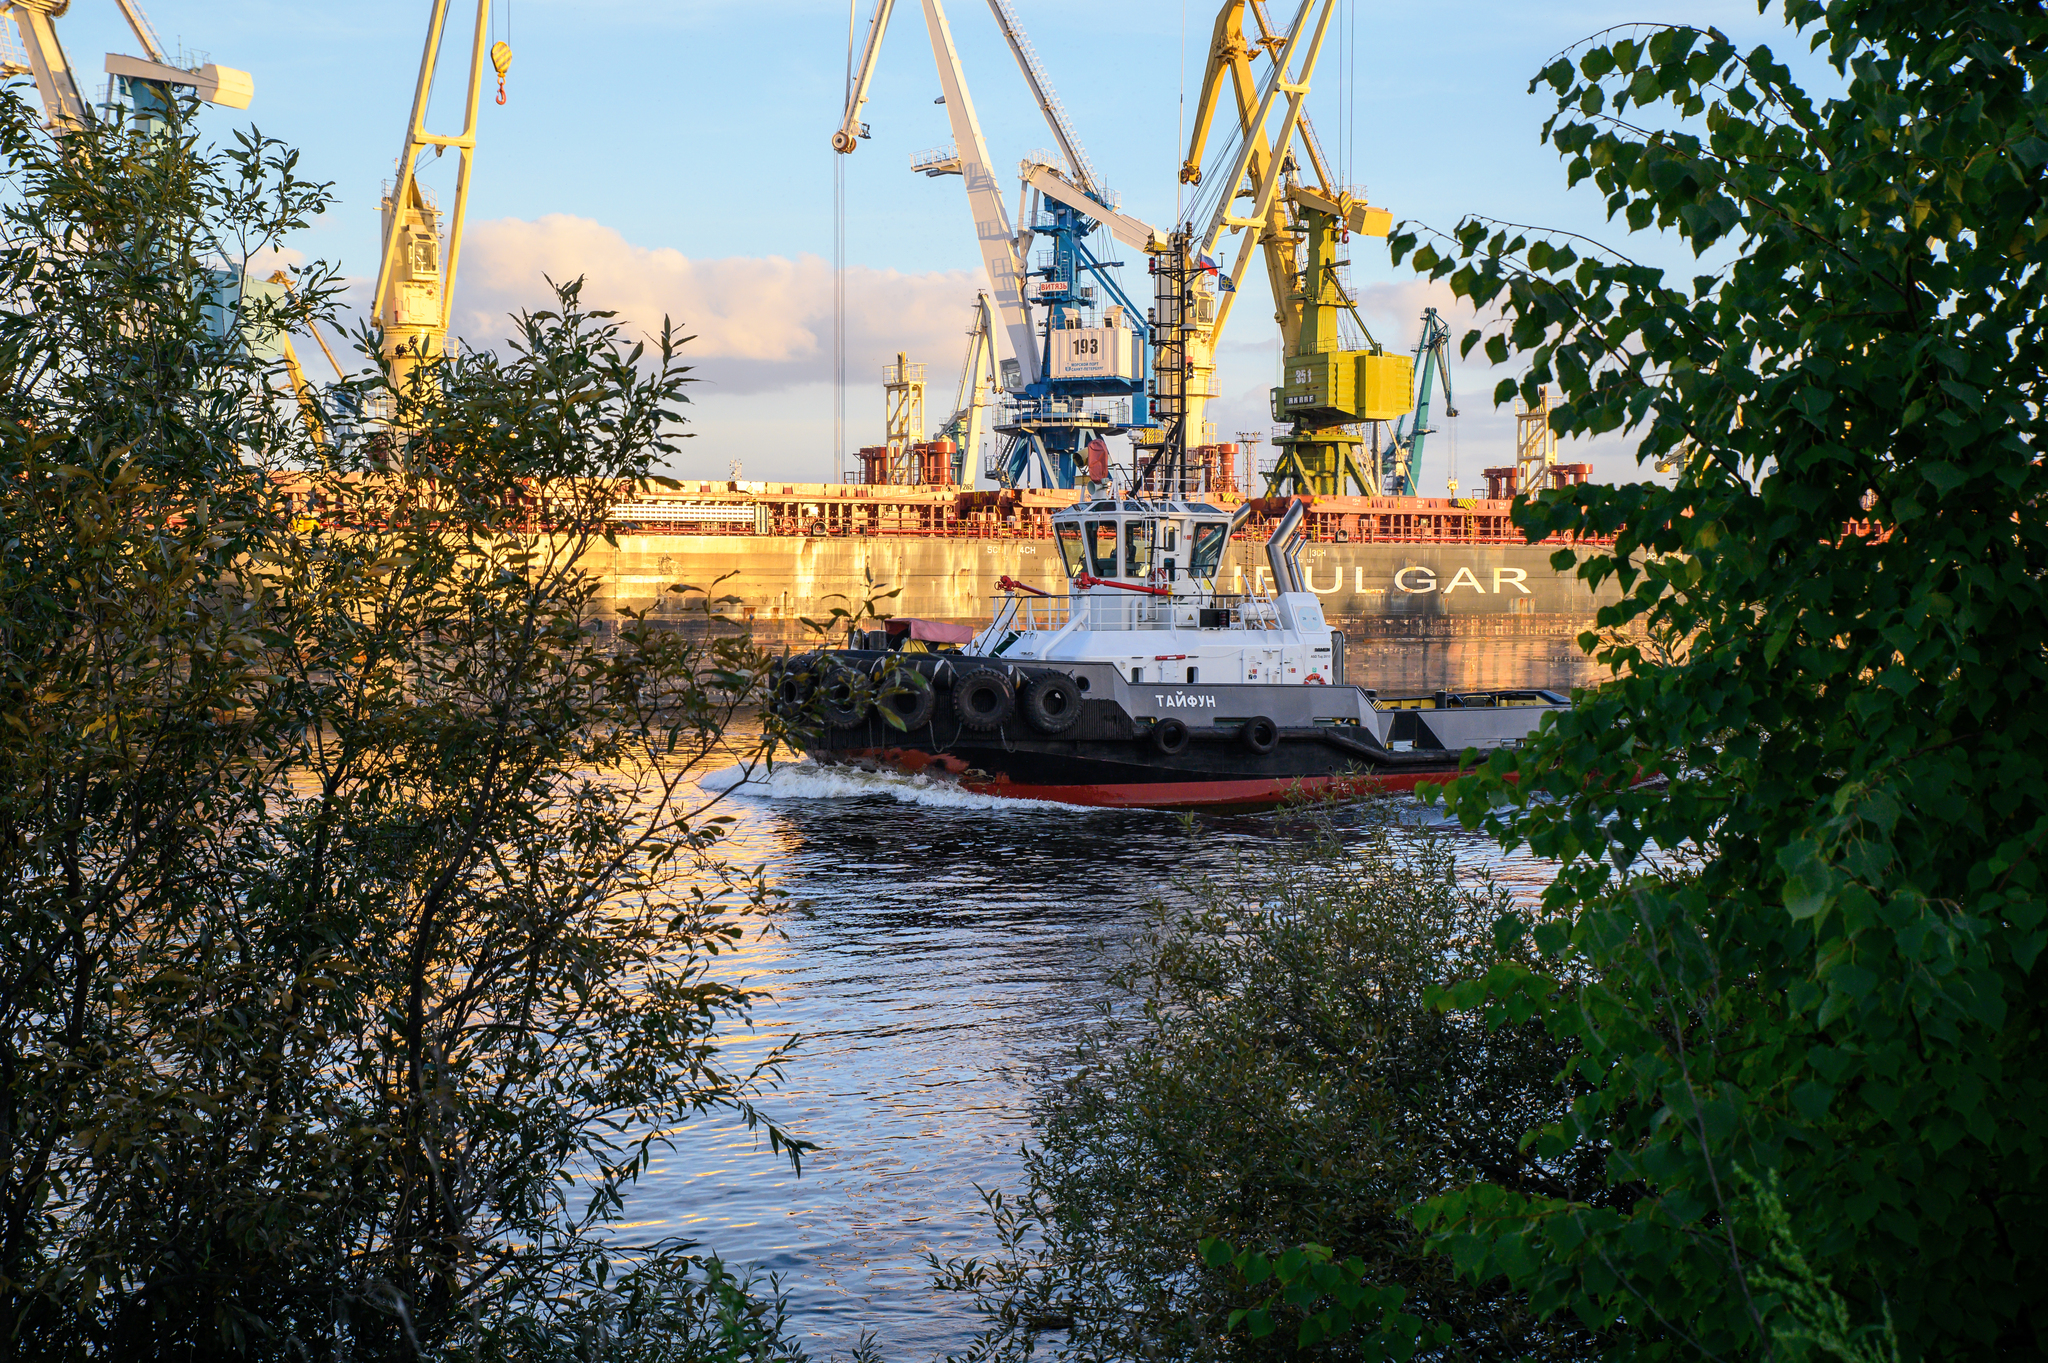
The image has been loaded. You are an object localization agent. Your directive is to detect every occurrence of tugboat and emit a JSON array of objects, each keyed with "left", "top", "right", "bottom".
[{"left": 770, "top": 497, "right": 1570, "bottom": 810}]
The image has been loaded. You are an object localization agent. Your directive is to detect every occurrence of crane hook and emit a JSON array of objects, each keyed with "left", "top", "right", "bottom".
[{"left": 491, "top": 41, "right": 512, "bottom": 105}]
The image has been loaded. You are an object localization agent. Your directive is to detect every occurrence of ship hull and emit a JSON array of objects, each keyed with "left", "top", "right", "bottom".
[
  {"left": 587, "top": 533, "right": 1621, "bottom": 639},
  {"left": 828, "top": 742, "right": 1462, "bottom": 809},
  {"left": 783, "top": 651, "right": 1554, "bottom": 812}
]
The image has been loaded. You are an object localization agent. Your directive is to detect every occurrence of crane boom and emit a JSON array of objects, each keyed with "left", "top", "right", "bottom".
[
  {"left": 1195, "top": 0, "right": 1334, "bottom": 264},
  {"left": 1021, "top": 161, "right": 1163, "bottom": 253},
  {"left": 914, "top": 0, "right": 1038, "bottom": 386},
  {"left": 111, "top": 0, "right": 165, "bottom": 62},
  {"left": 936, "top": 292, "right": 999, "bottom": 483},
  {"left": 829, "top": 0, "right": 1038, "bottom": 387},
  {"left": 832, "top": 0, "right": 896, "bottom": 153},
  {"left": 6, "top": 2, "right": 87, "bottom": 126},
  {"left": 982, "top": 0, "right": 1098, "bottom": 197}
]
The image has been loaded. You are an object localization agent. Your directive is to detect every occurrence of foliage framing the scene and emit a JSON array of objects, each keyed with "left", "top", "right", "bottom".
[
  {"left": 0, "top": 90, "right": 806, "bottom": 1359},
  {"left": 1393, "top": 0, "right": 2047, "bottom": 1357}
]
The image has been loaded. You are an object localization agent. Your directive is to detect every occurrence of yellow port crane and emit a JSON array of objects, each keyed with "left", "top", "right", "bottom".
[
  {"left": 1178, "top": 0, "right": 1413, "bottom": 496},
  {"left": 371, "top": 0, "right": 506, "bottom": 401}
]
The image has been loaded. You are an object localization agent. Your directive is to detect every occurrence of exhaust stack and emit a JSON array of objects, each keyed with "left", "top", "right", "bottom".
[{"left": 1264, "top": 499, "right": 1308, "bottom": 594}]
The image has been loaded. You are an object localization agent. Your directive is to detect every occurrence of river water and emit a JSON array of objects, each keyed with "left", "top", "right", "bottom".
[{"left": 626, "top": 637, "right": 1602, "bottom": 1360}]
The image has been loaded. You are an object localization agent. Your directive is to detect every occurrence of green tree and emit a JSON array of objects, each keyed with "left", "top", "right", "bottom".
[
  {"left": 1395, "top": 0, "right": 2048, "bottom": 1356},
  {"left": 0, "top": 92, "right": 804, "bottom": 1359},
  {"left": 931, "top": 805, "right": 1603, "bottom": 1362}
]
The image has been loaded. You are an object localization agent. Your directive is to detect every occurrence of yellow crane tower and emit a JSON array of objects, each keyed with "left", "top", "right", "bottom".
[
  {"left": 1178, "top": 0, "right": 1413, "bottom": 497},
  {"left": 371, "top": 0, "right": 508, "bottom": 401}
]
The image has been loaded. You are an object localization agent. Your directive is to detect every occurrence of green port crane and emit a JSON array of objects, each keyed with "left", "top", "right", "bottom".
[{"left": 1380, "top": 307, "right": 1457, "bottom": 495}]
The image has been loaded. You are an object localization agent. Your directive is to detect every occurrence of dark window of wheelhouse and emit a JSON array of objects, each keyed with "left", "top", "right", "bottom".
[
  {"left": 1190, "top": 521, "right": 1228, "bottom": 577},
  {"left": 1056, "top": 522, "right": 1086, "bottom": 577},
  {"left": 1124, "top": 519, "right": 1154, "bottom": 578},
  {"left": 1086, "top": 520, "right": 1120, "bottom": 576}
]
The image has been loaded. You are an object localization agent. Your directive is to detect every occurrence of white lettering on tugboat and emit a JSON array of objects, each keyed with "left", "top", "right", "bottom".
[{"left": 1154, "top": 693, "right": 1218, "bottom": 709}]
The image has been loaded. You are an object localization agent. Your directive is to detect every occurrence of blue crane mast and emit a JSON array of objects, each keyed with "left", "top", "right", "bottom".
[
  {"left": 995, "top": 167, "right": 1153, "bottom": 487},
  {"left": 1380, "top": 307, "right": 1458, "bottom": 495}
]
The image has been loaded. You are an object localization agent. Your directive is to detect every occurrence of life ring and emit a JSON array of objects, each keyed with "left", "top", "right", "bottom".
[
  {"left": 1020, "top": 672, "right": 1083, "bottom": 734},
  {"left": 1240, "top": 715, "right": 1279, "bottom": 755},
  {"left": 874, "top": 667, "right": 937, "bottom": 729},
  {"left": 1150, "top": 717, "right": 1191, "bottom": 756},
  {"left": 1304, "top": 672, "right": 1326, "bottom": 685},
  {"left": 951, "top": 667, "right": 1016, "bottom": 730}
]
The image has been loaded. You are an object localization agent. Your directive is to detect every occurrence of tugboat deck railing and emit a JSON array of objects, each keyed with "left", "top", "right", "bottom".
[{"left": 984, "top": 590, "right": 1286, "bottom": 637}]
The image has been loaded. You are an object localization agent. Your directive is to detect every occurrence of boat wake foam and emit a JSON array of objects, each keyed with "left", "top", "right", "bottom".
[{"left": 699, "top": 759, "right": 1097, "bottom": 813}]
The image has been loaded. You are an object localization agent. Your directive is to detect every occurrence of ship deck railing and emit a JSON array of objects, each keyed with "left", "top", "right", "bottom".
[
  {"left": 984, "top": 590, "right": 1286, "bottom": 636},
  {"left": 597, "top": 504, "right": 1611, "bottom": 546}
]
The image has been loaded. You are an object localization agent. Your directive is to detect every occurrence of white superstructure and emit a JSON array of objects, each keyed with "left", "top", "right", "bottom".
[{"left": 970, "top": 497, "right": 1341, "bottom": 688}]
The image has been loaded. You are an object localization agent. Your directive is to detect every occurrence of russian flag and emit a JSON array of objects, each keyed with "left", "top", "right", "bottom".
[{"left": 1195, "top": 253, "right": 1236, "bottom": 293}]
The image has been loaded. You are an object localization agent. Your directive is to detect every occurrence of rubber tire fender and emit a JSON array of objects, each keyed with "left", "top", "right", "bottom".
[
  {"left": 771, "top": 653, "right": 820, "bottom": 717},
  {"left": 1240, "top": 715, "right": 1280, "bottom": 755},
  {"left": 874, "top": 667, "right": 938, "bottom": 730},
  {"left": 1020, "top": 671, "right": 1083, "bottom": 734},
  {"left": 951, "top": 667, "right": 1016, "bottom": 731},
  {"left": 817, "top": 660, "right": 871, "bottom": 729},
  {"left": 1151, "top": 717, "right": 1191, "bottom": 756}
]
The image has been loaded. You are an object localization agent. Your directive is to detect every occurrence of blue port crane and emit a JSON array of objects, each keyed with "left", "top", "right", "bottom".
[
  {"left": 1379, "top": 307, "right": 1457, "bottom": 495},
  {"left": 831, "top": 0, "right": 1162, "bottom": 489}
]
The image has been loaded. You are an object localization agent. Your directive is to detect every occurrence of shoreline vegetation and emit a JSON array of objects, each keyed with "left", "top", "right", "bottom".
[
  {"left": 0, "top": 89, "right": 814, "bottom": 1358},
  {"left": 928, "top": 799, "right": 1611, "bottom": 1362}
]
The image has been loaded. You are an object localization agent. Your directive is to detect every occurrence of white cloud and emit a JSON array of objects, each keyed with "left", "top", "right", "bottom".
[{"left": 451, "top": 215, "right": 985, "bottom": 397}]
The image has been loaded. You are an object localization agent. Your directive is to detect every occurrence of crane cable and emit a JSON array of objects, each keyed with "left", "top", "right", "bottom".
[
  {"left": 835, "top": 0, "right": 855, "bottom": 483},
  {"left": 490, "top": 0, "right": 511, "bottom": 105}
]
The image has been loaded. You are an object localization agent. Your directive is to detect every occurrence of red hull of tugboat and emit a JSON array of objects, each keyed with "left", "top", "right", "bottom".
[
  {"left": 837, "top": 744, "right": 1470, "bottom": 811},
  {"left": 960, "top": 772, "right": 1454, "bottom": 809}
]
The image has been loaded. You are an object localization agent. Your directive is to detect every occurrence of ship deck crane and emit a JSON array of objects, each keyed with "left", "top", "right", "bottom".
[
  {"left": 1380, "top": 307, "right": 1456, "bottom": 495},
  {"left": 371, "top": 0, "right": 503, "bottom": 401},
  {"left": 832, "top": 0, "right": 1155, "bottom": 488}
]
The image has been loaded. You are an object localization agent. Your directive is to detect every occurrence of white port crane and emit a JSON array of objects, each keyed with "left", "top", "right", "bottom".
[
  {"left": 833, "top": 0, "right": 1041, "bottom": 388},
  {"left": 1, "top": 0, "right": 252, "bottom": 128},
  {"left": 933, "top": 291, "right": 999, "bottom": 481},
  {"left": 831, "top": 0, "right": 1158, "bottom": 385}
]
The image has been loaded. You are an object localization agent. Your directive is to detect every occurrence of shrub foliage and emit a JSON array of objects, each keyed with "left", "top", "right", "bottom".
[
  {"left": 932, "top": 807, "right": 1603, "bottom": 1362},
  {"left": 0, "top": 93, "right": 802, "bottom": 1359},
  {"left": 1395, "top": 0, "right": 2048, "bottom": 1356}
]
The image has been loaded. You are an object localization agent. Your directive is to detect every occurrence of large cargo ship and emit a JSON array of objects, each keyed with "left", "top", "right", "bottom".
[{"left": 586, "top": 480, "right": 1622, "bottom": 682}]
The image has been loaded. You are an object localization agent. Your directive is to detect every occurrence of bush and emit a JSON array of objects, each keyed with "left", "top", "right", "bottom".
[
  {"left": 1398, "top": 0, "right": 2048, "bottom": 1354},
  {"left": 0, "top": 91, "right": 805, "bottom": 1359},
  {"left": 932, "top": 802, "right": 1611, "bottom": 1362}
]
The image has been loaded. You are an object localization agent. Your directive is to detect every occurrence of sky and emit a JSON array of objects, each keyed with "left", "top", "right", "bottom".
[{"left": 43, "top": 0, "right": 1830, "bottom": 490}]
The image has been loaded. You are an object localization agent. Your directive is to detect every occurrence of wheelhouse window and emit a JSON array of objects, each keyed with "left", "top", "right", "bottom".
[
  {"left": 1086, "top": 520, "right": 1120, "bottom": 576},
  {"left": 1123, "top": 519, "right": 1154, "bottom": 578},
  {"left": 1056, "top": 522, "right": 1086, "bottom": 577},
  {"left": 1190, "top": 521, "right": 1228, "bottom": 578}
]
